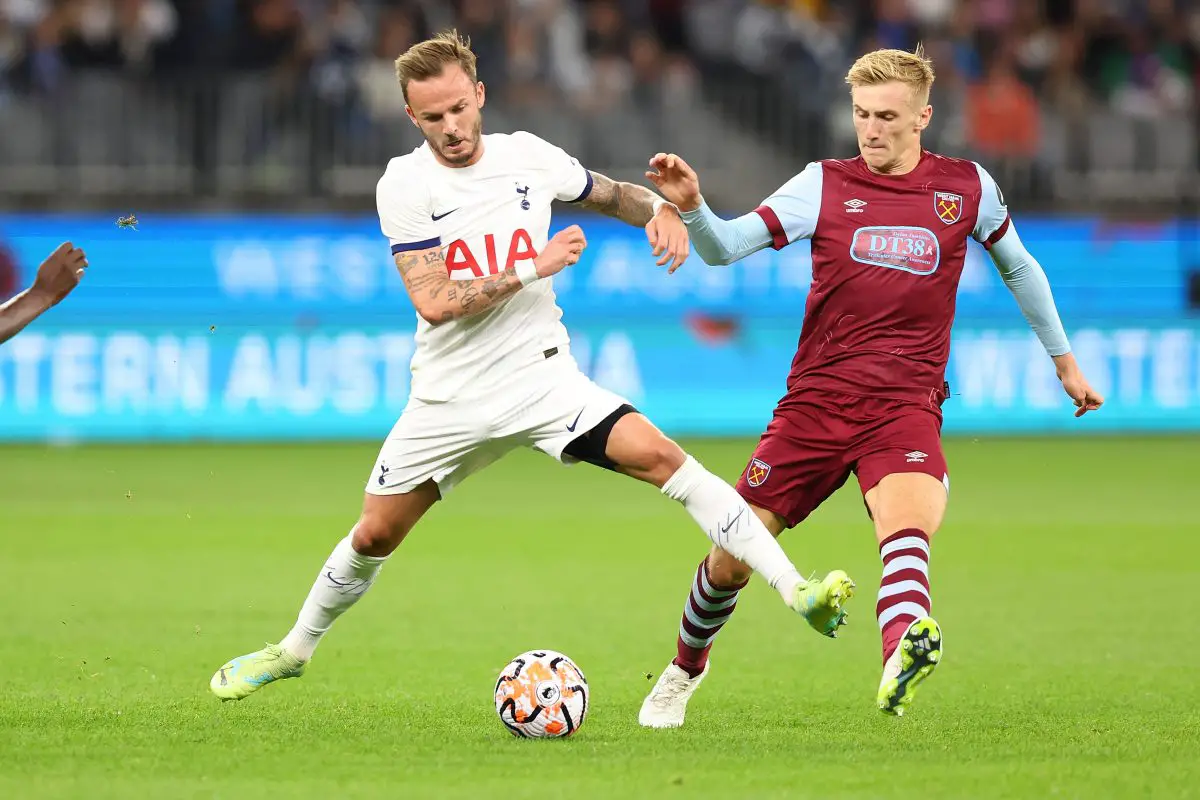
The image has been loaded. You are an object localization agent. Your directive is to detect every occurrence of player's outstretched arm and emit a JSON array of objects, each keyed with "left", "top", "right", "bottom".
[
  {"left": 987, "top": 228, "right": 1104, "bottom": 416},
  {"left": 394, "top": 227, "right": 587, "bottom": 326},
  {"left": 578, "top": 171, "right": 663, "bottom": 226},
  {"left": 645, "top": 153, "right": 773, "bottom": 266},
  {"left": 578, "top": 171, "right": 689, "bottom": 273},
  {"left": 0, "top": 242, "right": 87, "bottom": 345}
]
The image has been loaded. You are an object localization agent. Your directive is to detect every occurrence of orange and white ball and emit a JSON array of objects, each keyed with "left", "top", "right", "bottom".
[{"left": 494, "top": 650, "right": 589, "bottom": 738}]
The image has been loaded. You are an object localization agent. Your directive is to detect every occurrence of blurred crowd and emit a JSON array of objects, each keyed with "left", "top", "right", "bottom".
[
  {"left": 0, "top": 0, "right": 1196, "bottom": 202},
  {"left": 734, "top": 0, "right": 1200, "bottom": 161},
  {"left": 0, "top": 0, "right": 706, "bottom": 119}
]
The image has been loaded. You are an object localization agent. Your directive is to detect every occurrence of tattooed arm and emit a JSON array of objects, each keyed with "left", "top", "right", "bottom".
[
  {"left": 577, "top": 172, "right": 664, "bottom": 226},
  {"left": 577, "top": 171, "right": 690, "bottom": 272},
  {"left": 394, "top": 247, "right": 520, "bottom": 326},
  {"left": 394, "top": 226, "right": 588, "bottom": 326}
]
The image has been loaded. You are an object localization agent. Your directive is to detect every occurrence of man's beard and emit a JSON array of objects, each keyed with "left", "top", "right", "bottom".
[{"left": 432, "top": 117, "right": 483, "bottom": 165}]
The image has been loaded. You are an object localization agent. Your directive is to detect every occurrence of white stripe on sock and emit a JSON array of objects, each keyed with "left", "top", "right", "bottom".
[
  {"left": 880, "top": 535, "right": 930, "bottom": 560},
  {"left": 877, "top": 601, "right": 929, "bottom": 630},
  {"left": 699, "top": 570, "right": 741, "bottom": 600},
  {"left": 678, "top": 625, "right": 708, "bottom": 649},
  {"left": 683, "top": 603, "right": 734, "bottom": 632},
  {"left": 882, "top": 554, "right": 929, "bottom": 577},
  {"left": 691, "top": 589, "right": 739, "bottom": 613},
  {"left": 877, "top": 579, "right": 931, "bottom": 603}
]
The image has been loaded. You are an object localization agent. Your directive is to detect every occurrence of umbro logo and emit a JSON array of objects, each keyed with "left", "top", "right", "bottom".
[
  {"left": 905, "top": 450, "right": 928, "bottom": 463},
  {"left": 844, "top": 198, "right": 867, "bottom": 213}
]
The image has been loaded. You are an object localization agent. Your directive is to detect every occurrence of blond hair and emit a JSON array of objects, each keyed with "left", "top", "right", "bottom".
[
  {"left": 394, "top": 29, "right": 478, "bottom": 103},
  {"left": 845, "top": 44, "right": 935, "bottom": 105}
]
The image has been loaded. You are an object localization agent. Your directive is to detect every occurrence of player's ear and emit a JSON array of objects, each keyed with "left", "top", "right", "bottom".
[
  {"left": 475, "top": 81, "right": 486, "bottom": 109},
  {"left": 916, "top": 104, "right": 933, "bottom": 131},
  {"left": 405, "top": 106, "right": 419, "bottom": 129}
]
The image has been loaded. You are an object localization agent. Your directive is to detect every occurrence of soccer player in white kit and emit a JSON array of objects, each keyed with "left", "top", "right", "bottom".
[{"left": 208, "top": 30, "right": 855, "bottom": 702}]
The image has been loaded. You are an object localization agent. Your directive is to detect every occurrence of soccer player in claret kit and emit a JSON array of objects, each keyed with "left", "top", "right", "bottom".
[
  {"left": 639, "top": 46, "right": 1104, "bottom": 725},
  {"left": 208, "top": 30, "right": 855, "bottom": 701}
]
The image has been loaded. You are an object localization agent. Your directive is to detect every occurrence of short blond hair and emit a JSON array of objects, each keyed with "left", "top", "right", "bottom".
[
  {"left": 394, "top": 29, "right": 478, "bottom": 103},
  {"left": 845, "top": 44, "right": 935, "bottom": 105}
]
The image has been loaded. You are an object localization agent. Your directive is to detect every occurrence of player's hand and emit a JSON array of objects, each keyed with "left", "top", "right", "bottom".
[
  {"left": 1054, "top": 354, "right": 1103, "bottom": 417},
  {"left": 534, "top": 225, "right": 587, "bottom": 278},
  {"left": 30, "top": 242, "right": 87, "bottom": 307},
  {"left": 646, "top": 204, "right": 690, "bottom": 273},
  {"left": 645, "top": 153, "right": 702, "bottom": 213}
]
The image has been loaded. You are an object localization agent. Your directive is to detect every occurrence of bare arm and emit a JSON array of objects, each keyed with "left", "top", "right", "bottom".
[
  {"left": 395, "top": 247, "right": 525, "bottom": 326},
  {"left": 578, "top": 171, "right": 663, "bottom": 227},
  {"left": 0, "top": 242, "right": 87, "bottom": 344},
  {"left": 395, "top": 227, "right": 587, "bottom": 326},
  {"left": 577, "top": 170, "right": 691, "bottom": 271},
  {"left": 0, "top": 291, "right": 53, "bottom": 345}
]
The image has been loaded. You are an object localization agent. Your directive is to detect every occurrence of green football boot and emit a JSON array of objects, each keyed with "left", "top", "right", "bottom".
[
  {"left": 877, "top": 616, "right": 942, "bottom": 716},
  {"left": 209, "top": 643, "right": 306, "bottom": 701},
  {"left": 790, "top": 570, "right": 856, "bottom": 637}
]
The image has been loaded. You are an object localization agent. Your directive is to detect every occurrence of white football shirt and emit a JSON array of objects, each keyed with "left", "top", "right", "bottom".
[{"left": 376, "top": 131, "right": 593, "bottom": 402}]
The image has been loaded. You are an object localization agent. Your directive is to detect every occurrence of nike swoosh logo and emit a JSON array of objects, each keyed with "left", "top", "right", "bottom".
[
  {"left": 431, "top": 208, "right": 459, "bottom": 221},
  {"left": 566, "top": 409, "right": 584, "bottom": 433},
  {"left": 325, "top": 570, "right": 353, "bottom": 588},
  {"left": 719, "top": 508, "right": 745, "bottom": 535}
]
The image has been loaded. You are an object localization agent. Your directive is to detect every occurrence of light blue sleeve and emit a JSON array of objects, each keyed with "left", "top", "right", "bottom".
[
  {"left": 987, "top": 223, "right": 1072, "bottom": 357},
  {"left": 756, "top": 162, "right": 824, "bottom": 248},
  {"left": 678, "top": 162, "right": 823, "bottom": 266},
  {"left": 972, "top": 162, "right": 1011, "bottom": 245},
  {"left": 678, "top": 201, "right": 773, "bottom": 266}
]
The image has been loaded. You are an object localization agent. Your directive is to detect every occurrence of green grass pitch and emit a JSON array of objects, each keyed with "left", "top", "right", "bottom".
[{"left": 1, "top": 437, "right": 1198, "bottom": 799}]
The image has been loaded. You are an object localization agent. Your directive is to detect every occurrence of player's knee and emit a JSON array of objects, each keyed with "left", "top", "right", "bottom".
[
  {"left": 645, "top": 437, "right": 686, "bottom": 480},
  {"left": 706, "top": 548, "right": 753, "bottom": 590},
  {"left": 618, "top": 434, "right": 686, "bottom": 485},
  {"left": 873, "top": 502, "right": 944, "bottom": 541},
  {"left": 869, "top": 472, "right": 947, "bottom": 541},
  {"left": 351, "top": 515, "right": 410, "bottom": 557}
]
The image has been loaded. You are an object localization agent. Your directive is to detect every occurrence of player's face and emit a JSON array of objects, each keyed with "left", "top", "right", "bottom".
[
  {"left": 406, "top": 64, "right": 486, "bottom": 167},
  {"left": 851, "top": 82, "right": 931, "bottom": 174}
]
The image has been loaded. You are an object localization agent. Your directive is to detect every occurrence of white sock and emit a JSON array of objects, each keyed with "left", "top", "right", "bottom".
[
  {"left": 279, "top": 533, "right": 387, "bottom": 661},
  {"left": 661, "top": 456, "right": 803, "bottom": 602}
]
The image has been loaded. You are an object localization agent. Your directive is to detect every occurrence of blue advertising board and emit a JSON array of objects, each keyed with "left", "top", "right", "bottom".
[{"left": 0, "top": 213, "right": 1196, "bottom": 440}]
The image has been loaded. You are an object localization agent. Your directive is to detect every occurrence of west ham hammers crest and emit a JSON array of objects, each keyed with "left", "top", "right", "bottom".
[
  {"left": 934, "top": 191, "right": 962, "bottom": 224},
  {"left": 746, "top": 458, "right": 771, "bottom": 487}
]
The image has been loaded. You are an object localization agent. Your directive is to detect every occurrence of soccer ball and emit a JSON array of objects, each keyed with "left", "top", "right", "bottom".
[{"left": 494, "top": 650, "right": 589, "bottom": 738}]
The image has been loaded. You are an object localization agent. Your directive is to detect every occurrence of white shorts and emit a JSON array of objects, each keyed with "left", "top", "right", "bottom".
[{"left": 367, "top": 355, "right": 632, "bottom": 496}]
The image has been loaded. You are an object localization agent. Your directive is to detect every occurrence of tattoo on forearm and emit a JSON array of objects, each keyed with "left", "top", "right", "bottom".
[
  {"left": 481, "top": 273, "right": 505, "bottom": 299},
  {"left": 394, "top": 250, "right": 524, "bottom": 323},
  {"left": 395, "top": 252, "right": 421, "bottom": 276},
  {"left": 459, "top": 284, "right": 480, "bottom": 312},
  {"left": 580, "top": 172, "right": 656, "bottom": 226},
  {"left": 406, "top": 269, "right": 439, "bottom": 288}
]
